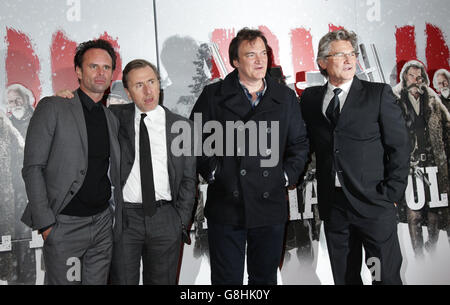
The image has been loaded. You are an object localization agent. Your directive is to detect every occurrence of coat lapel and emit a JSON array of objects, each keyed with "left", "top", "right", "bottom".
[
  {"left": 218, "top": 69, "right": 252, "bottom": 119},
  {"left": 250, "top": 77, "right": 280, "bottom": 119}
]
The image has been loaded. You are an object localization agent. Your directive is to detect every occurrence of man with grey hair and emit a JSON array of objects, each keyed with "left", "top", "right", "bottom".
[
  {"left": 6, "top": 83, "right": 35, "bottom": 138},
  {"left": 301, "top": 29, "right": 410, "bottom": 285},
  {"left": 433, "top": 68, "right": 450, "bottom": 113},
  {"left": 393, "top": 60, "right": 450, "bottom": 256}
]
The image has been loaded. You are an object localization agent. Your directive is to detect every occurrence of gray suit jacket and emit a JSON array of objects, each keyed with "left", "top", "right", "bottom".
[
  {"left": 108, "top": 103, "right": 196, "bottom": 236},
  {"left": 21, "top": 91, "right": 122, "bottom": 232}
]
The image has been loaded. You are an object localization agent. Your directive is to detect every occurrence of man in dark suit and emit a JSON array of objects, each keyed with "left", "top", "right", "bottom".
[
  {"left": 21, "top": 40, "right": 121, "bottom": 284},
  {"left": 300, "top": 29, "right": 410, "bottom": 285},
  {"left": 109, "top": 59, "right": 196, "bottom": 285},
  {"left": 190, "top": 28, "right": 309, "bottom": 285}
]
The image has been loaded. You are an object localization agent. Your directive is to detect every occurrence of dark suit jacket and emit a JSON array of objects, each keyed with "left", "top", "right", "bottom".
[
  {"left": 300, "top": 77, "right": 410, "bottom": 221},
  {"left": 108, "top": 103, "right": 196, "bottom": 235},
  {"left": 190, "top": 69, "right": 309, "bottom": 228},
  {"left": 21, "top": 91, "right": 122, "bottom": 231}
]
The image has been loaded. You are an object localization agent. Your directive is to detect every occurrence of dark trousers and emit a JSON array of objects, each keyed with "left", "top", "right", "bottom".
[
  {"left": 110, "top": 203, "right": 182, "bottom": 285},
  {"left": 323, "top": 188, "right": 402, "bottom": 285},
  {"left": 207, "top": 222, "right": 285, "bottom": 285},
  {"left": 43, "top": 207, "right": 113, "bottom": 285}
]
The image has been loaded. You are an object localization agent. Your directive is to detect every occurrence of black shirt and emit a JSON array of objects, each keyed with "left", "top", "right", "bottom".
[{"left": 61, "top": 89, "right": 111, "bottom": 216}]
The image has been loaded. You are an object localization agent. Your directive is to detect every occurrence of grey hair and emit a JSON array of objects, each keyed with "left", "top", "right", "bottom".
[
  {"left": 6, "top": 83, "right": 35, "bottom": 106},
  {"left": 316, "top": 29, "right": 359, "bottom": 77},
  {"left": 432, "top": 68, "right": 450, "bottom": 90}
]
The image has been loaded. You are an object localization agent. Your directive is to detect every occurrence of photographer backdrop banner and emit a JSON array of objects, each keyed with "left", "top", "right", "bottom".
[{"left": 0, "top": 0, "right": 448, "bottom": 284}]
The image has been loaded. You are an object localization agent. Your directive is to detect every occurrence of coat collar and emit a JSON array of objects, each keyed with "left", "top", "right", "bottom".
[{"left": 218, "top": 69, "right": 284, "bottom": 120}]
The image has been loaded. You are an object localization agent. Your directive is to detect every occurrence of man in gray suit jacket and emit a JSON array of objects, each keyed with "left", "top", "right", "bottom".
[
  {"left": 21, "top": 39, "right": 121, "bottom": 285},
  {"left": 108, "top": 59, "right": 196, "bottom": 285}
]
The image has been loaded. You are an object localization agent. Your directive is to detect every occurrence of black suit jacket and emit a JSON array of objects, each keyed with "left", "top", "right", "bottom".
[
  {"left": 300, "top": 77, "right": 410, "bottom": 221},
  {"left": 108, "top": 103, "right": 197, "bottom": 232},
  {"left": 190, "top": 69, "right": 309, "bottom": 228}
]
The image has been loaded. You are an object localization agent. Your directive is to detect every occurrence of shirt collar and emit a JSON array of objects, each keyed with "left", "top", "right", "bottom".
[
  {"left": 327, "top": 78, "right": 353, "bottom": 95},
  {"left": 77, "top": 88, "right": 102, "bottom": 111},
  {"left": 238, "top": 77, "right": 267, "bottom": 103},
  {"left": 134, "top": 104, "right": 164, "bottom": 121}
]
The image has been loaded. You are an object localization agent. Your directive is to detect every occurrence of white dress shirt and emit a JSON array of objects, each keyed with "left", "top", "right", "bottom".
[
  {"left": 123, "top": 105, "right": 172, "bottom": 203},
  {"left": 322, "top": 79, "right": 354, "bottom": 187}
]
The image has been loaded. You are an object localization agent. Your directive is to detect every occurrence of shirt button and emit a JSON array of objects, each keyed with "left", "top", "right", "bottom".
[
  {"left": 238, "top": 125, "right": 245, "bottom": 132},
  {"left": 240, "top": 169, "right": 247, "bottom": 176},
  {"left": 263, "top": 192, "right": 270, "bottom": 199},
  {"left": 267, "top": 127, "right": 271, "bottom": 134},
  {"left": 233, "top": 191, "right": 239, "bottom": 197},
  {"left": 266, "top": 149, "right": 272, "bottom": 156},
  {"left": 263, "top": 170, "right": 269, "bottom": 177}
]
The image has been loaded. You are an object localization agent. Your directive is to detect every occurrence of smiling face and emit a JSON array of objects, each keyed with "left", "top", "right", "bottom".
[
  {"left": 318, "top": 40, "right": 357, "bottom": 87},
  {"left": 125, "top": 66, "right": 160, "bottom": 113},
  {"left": 233, "top": 37, "right": 268, "bottom": 86},
  {"left": 75, "top": 48, "right": 113, "bottom": 102}
]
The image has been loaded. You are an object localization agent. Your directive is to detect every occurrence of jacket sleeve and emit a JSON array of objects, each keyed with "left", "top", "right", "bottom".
[
  {"left": 21, "top": 98, "right": 57, "bottom": 230},
  {"left": 283, "top": 92, "right": 309, "bottom": 186},
  {"left": 379, "top": 84, "right": 410, "bottom": 202},
  {"left": 175, "top": 131, "right": 197, "bottom": 227}
]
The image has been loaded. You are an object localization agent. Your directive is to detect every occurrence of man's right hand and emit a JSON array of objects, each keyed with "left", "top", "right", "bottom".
[
  {"left": 55, "top": 89, "right": 74, "bottom": 99},
  {"left": 41, "top": 226, "right": 53, "bottom": 241}
]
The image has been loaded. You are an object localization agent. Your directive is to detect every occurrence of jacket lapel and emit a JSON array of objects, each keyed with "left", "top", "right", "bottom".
[
  {"left": 69, "top": 91, "right": 88, "bottom": 161},
  {"left": 316, "top": 83, "right": 330, "bottom": 126},
  {"left": 163, "top": 106, "right": 176, "bottom": 197},
  {"left": 337, "top": 77, "right": 364, "bottom": 127},
  {"left": 120, "top": 103, "right": 136, "bottom": 157}
]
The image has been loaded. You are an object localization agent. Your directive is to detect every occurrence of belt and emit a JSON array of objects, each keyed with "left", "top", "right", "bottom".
[{"left": 123, "top": 200, "right": 172, "bottom": 209}]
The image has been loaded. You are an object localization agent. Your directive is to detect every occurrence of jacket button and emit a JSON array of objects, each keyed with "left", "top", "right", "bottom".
[
  {"left": 233, "top": 191, "right": 239, "bottom": 197},
  {"left": 263, "top": 170, "right": 269, "bottom": 177},
  {"left": 335, "top": 149, "right": 340, "bottom": 154},
  {"left": 263, "top": 192, "right": 269, "bottom": 199},
  {"left": 240, "top": 169, "right": 247, "bottom": 176}
]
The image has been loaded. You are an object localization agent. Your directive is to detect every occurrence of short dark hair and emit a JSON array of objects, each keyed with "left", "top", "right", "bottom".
[
  {"left": 228, "top": 28, "right": 268, "bottom": 69},
  {"left": 122, "top": 59, "right": 160, "bottom": 89},
  {"left": 74, "top": 39, "right": 117, "bottom": 71}
]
